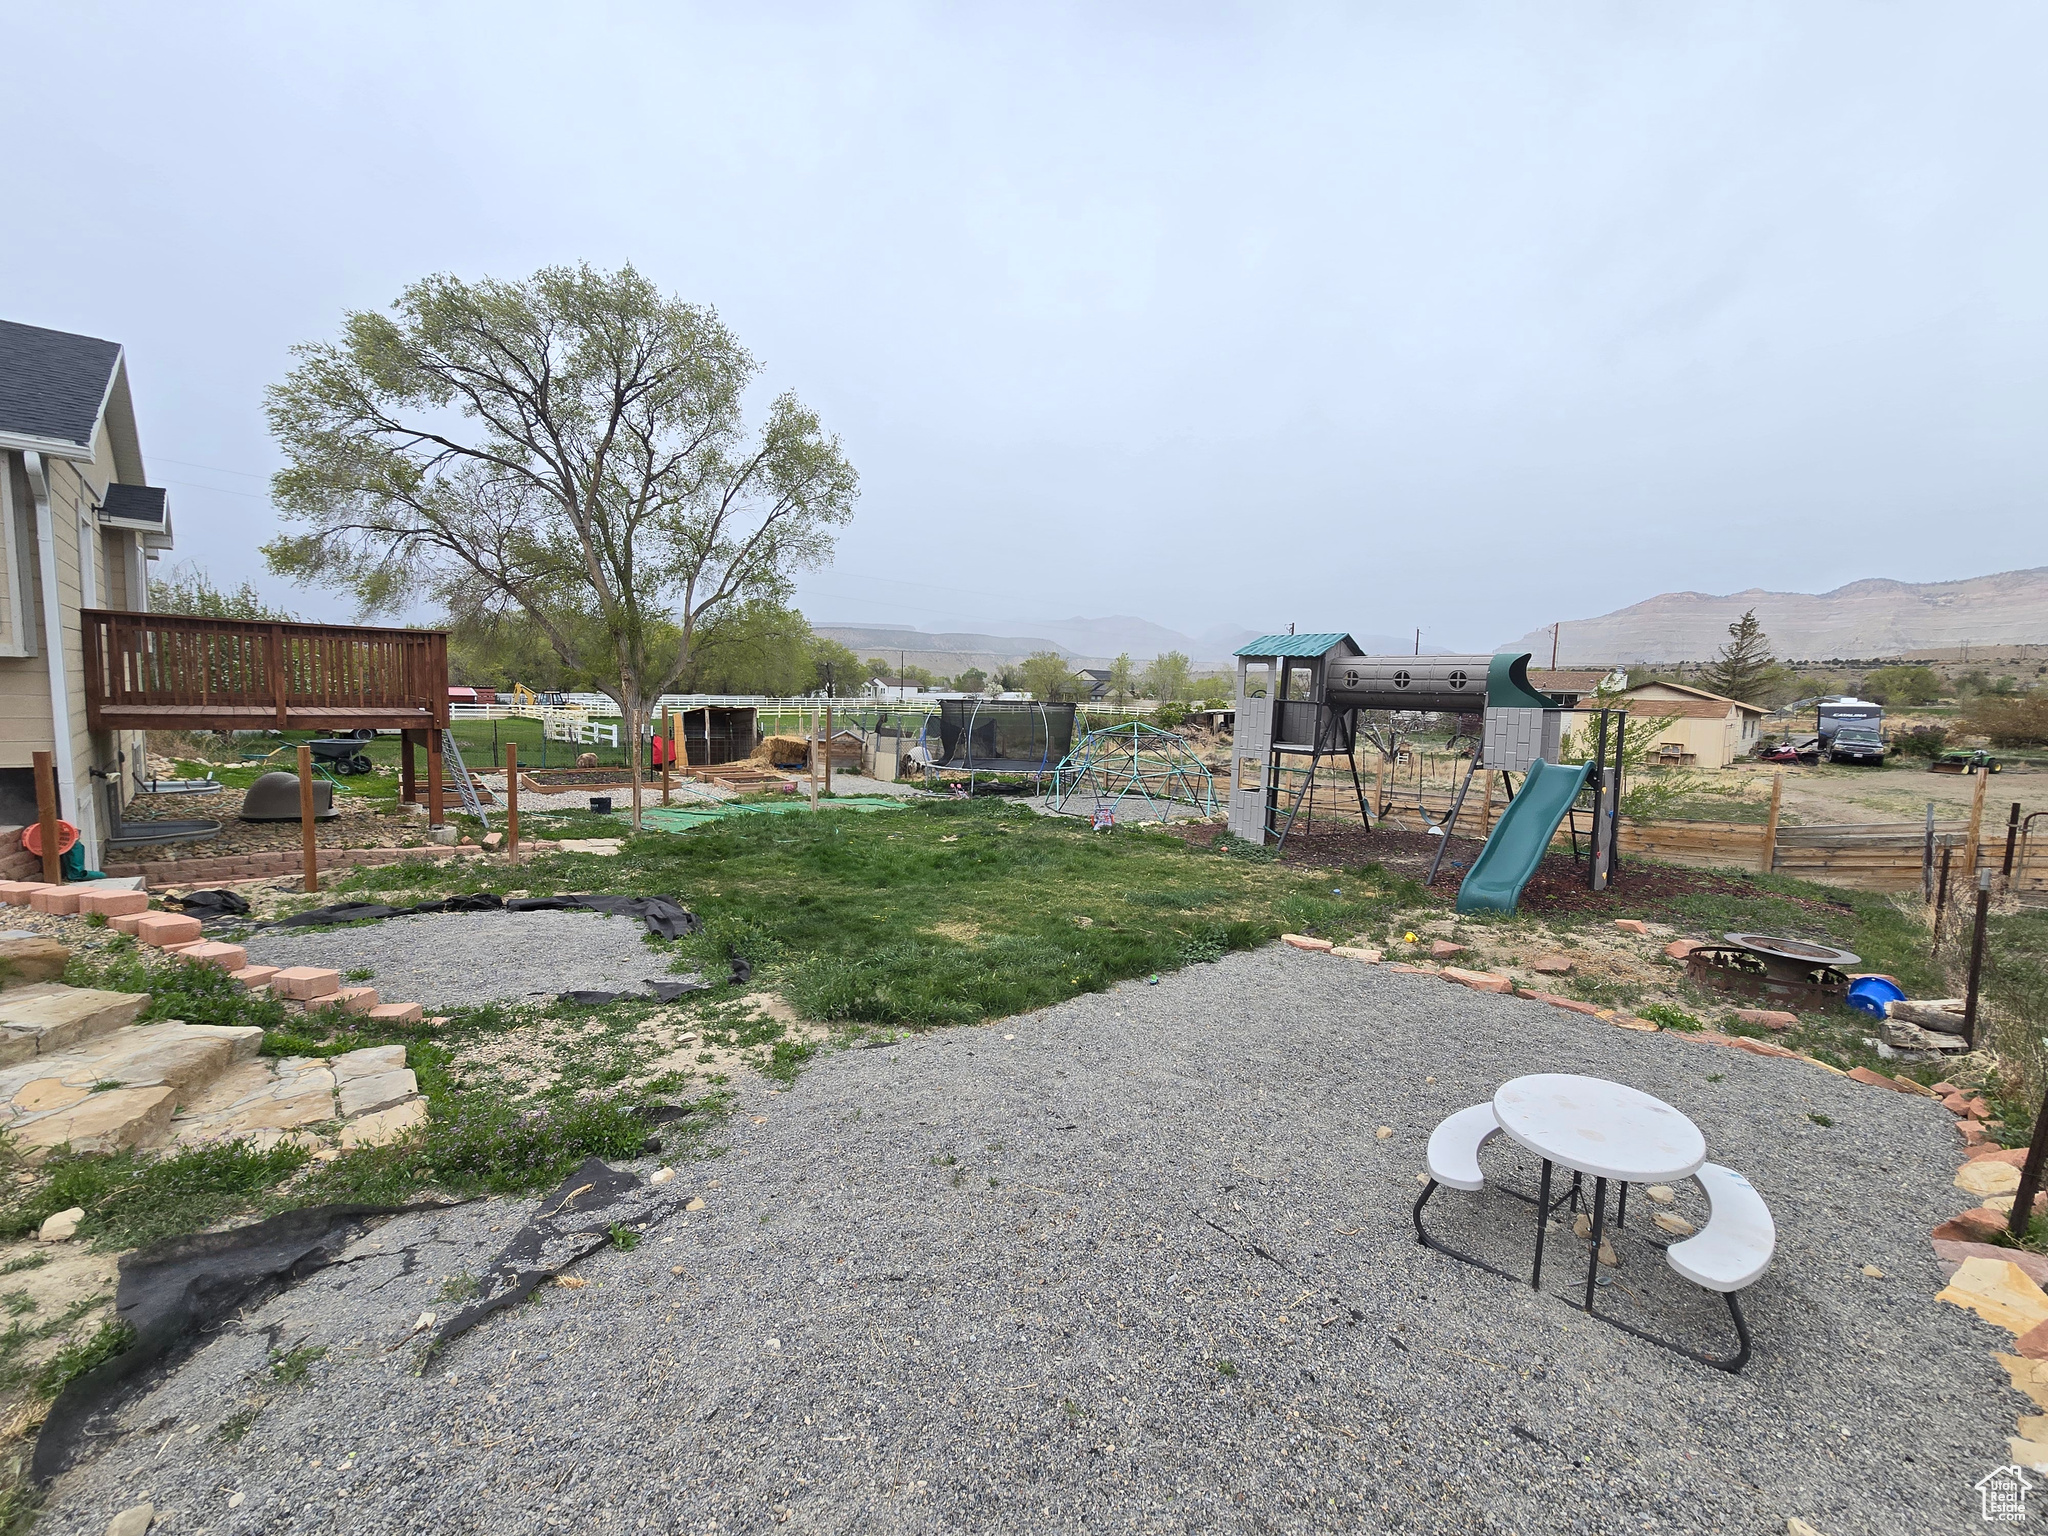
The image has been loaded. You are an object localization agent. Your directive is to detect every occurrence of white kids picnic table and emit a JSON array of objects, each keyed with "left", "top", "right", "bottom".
[{"left": 1491, "top": 1073, "right": 1707, "bottom": 1307}]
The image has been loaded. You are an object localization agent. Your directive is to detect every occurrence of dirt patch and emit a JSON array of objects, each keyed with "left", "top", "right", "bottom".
[
  {"left": 1249, "top": 824, "right": 1860, "bottom": 922},
  {"left": 0, "top": 1238, "right": 119, "bottom": 1449},
  {"left": 107, "top": 784, "right": 432, "bottom": 867},
  {"left": 926, "top": 921, "right": 983, "bottom": 943},
  {"left": 735, "top": 992, "right": 799, "bottom": 1025}
]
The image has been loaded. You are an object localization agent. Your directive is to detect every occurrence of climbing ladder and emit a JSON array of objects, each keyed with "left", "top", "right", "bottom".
[{"left": 441, "top": 730, "right": 490, "bottom": 829}]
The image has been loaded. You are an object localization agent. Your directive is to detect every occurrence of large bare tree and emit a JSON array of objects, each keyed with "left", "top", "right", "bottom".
[{"left": 264, "top": 263, "right": 858, "bottom": 826}]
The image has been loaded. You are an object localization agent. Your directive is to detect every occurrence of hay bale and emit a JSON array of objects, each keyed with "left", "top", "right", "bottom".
[{"left": 753, "top": 734, "right": 813, "bottom": 767}]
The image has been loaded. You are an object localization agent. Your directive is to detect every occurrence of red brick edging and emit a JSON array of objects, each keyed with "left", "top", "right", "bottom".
[{"left": 98, "top": 845, "right": 485, "bottom": 887}]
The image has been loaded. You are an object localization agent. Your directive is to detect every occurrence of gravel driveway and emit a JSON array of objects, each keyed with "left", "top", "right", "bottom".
[
  {"left": 40, "top": 948, "right": 1997, "bottom": 1533},
  {"left": 242, "top": 909, "right": 675, "bottom": 1007}
]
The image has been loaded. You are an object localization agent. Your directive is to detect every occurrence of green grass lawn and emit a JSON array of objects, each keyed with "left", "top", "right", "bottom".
[
  {"left": 336, "top": 797, "right": 1417, "bottom": 1027},
  {"left": 3, "top": 800, "right": 1415, "bottom": 1257}
]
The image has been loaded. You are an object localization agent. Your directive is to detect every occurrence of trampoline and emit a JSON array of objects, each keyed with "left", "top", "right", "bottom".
[{"left": 921, "top": 699, "right": 1077, "bottom": 790}]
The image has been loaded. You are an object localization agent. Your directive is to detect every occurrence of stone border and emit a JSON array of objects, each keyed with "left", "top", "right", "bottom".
[{"left": 98, "top": 844, "right": 487, "bottom": 887}]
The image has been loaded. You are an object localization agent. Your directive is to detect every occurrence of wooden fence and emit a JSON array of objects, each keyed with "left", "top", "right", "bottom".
[{"left": 1287, "top": 777, "right": 2044, "bottom": 894}]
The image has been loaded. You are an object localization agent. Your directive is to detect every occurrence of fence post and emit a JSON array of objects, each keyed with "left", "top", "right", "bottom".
[
  {"left": 2003, "top": 801, "right": 2022, "bottom": 884},
  {"left": 1962, "top": 766, "right": 1989, "bottom": 885},
  {"left": 1923, "top": 800, "right": 1936, "bottom": 903},
  {"left": 1934, "top": 845, "right": 1954, "bottom": 954},
  {"left": 505, "top": 743, "right": 519, "bottom": 862},
  {"left": 297, "top": 744, "right": 319, "bottom": 894},
  {"left": 2010, "top": 1083, "right": 2048, "bottom": 1240},
  {"left": 1962, "top": 868, "right": 1993, "bottom": 1049},
  {"left": 1760, "top": 773, "right": 1783, "bottom": 875},
  {"left": 31, "top": 751, "right": 63, "bottom": 885}
]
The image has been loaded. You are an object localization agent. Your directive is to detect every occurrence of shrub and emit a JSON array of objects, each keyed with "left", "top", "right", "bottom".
[
  {"left": 1154, "top": 701, "right": 1191, "bottom": 730},
  {"left": 1965, "top": 693, "right": 2048, "bottom": 748},
  {"left": 1862, "top": 665, "right": 1941, "bottom": 706},
  {"left": 1891, "top": 726, "right": 1948, "bottom": 759},
  {"left": 1635, "top": 1002, "right": 1704, "bottom": 1032}
]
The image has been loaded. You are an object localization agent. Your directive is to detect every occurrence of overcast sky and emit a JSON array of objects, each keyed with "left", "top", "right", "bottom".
[{"left": 5, "top": 3, "right": 2042, "bottom": 651}]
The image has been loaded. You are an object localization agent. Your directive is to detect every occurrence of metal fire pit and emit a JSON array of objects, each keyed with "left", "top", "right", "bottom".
[{"left": 1683, "top": 932, "right": 1861, "bottom": 1010}]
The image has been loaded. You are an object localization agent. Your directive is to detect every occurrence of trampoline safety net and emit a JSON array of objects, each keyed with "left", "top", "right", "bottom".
[{"left": 929, "top": 699, "right": 1077, "bottom": 773}]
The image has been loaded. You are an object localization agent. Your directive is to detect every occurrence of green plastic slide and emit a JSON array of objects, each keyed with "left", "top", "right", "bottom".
[{"left": 1455, "top": 758, "right": 1593, "bottom": 914}]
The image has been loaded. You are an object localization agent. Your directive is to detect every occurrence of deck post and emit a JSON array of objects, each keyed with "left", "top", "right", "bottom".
[
  {"left": 400, "top": 730, "right": 417, "bottom": 804},
  {"left": 297, "top": 744, "right": 319, "bottom": 894},
  {"left": 31, "top": 751, "right": 62, "bottom": 884},
  {"left": 427, "top": 727, "right": 445, "bottom": 827}
]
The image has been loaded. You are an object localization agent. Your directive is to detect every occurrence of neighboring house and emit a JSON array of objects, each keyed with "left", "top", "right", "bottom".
[
  {"left": 1619, "top": 680, "right": 1767, "bottom": 768},
  {"left": 1075, "top": 668, "right": 1112, "bottom": 702},
  {"left": 0, "top": 318, "right": 173, "bottom": 871},
  {"left": 1527, "top": 668, "right": 1626, "bottom": 709},
  {"left": 862, "top": 678, "right": 945, "bottom": 703}
]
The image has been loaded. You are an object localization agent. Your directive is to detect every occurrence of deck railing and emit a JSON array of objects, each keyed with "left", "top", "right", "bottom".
[{"left": 82, "top": 610, "right": 449, "bottom": 732}]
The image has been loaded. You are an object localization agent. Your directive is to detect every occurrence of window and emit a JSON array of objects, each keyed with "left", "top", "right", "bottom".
[{"left": 1235, "top": 756, "right": 1264, "bottom": 793}]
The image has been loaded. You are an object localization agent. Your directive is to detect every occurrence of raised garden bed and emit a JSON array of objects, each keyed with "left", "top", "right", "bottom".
[{"left": 520, "top": 769, "right": 642, "bottom": 792}]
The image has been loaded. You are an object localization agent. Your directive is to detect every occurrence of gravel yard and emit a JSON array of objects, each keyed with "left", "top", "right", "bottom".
[
  {"left": 39, "top": 947, "right": 1995, "bottom": 1534},
  {"left": 242, "top": 909, "right": 676, "bottom": 1007}
]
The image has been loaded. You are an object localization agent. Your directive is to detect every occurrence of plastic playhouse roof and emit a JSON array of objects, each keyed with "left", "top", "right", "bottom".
[{"left": 1233, "top": 632, "right": 1353, "bottom": 658}]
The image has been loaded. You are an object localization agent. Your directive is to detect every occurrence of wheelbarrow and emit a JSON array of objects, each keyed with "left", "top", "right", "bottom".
[{"left": 309, "top": 739, "right": 377, "bottom": 775}]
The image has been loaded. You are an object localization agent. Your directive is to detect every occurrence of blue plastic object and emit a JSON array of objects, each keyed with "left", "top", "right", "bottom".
[{"left": 1845, "top": 975, "right": 1905, "bottom": 1019}]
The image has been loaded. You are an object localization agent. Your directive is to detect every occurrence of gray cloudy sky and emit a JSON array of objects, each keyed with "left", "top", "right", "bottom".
[{"left": 5, "top": 3, "right": 2042, "bottom": 651}]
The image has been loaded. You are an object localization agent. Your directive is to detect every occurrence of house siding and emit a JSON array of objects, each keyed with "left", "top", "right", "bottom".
[
  {"left": 0, "top": 452, "right": 57, "bottom": 771},
  {"left": 0, "top": 425, "right": 152, "bottom": 854}
]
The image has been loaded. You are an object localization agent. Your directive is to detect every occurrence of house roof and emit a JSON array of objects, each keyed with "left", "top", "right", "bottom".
[
  {"left": 0, "top": 319, "right": 124, "bottom": 455},
  {"left": 1528, "top": 669, "right": 1613, "bottom": 694},
  {"left": 1624, "top": 680, "right": 1768, "bottom": 716},
  {"left": 1631, "top": 699, "right": 1751, "bottom": 721},
  {"left": 99, "top": 483, "right": 166, "bottom": 525},
  {"left": 1234, "top": 632, "right": 1353, "bottom": 658}
]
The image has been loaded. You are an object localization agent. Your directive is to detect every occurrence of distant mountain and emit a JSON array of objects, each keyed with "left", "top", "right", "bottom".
[
  {"left": 1511, "top": 567, "right": 2048, "bottom": 664},
  {"left": 992, "top": 616, "right": 1209, "bottom": 660},
  {"left": 813, "top": 617, "right": 1246, "bottom": 671},
  {"left": 815, "top": 618, "right": 1459, "bottom": 673}
]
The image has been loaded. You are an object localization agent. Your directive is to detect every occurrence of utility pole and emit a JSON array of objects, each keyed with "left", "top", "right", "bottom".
[
  {"left": 1551, "top": 623, "right": 1560, "bottom": 669},
  {"left": 1414, "top": 628, "right": 1420, "bottom": 656}
]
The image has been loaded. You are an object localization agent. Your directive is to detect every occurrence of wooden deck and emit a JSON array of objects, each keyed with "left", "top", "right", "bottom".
[{"left": 83, "top": 610, "right": 449, "bottom": 733}]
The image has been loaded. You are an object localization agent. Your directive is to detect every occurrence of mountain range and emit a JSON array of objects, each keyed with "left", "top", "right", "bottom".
[
  {"left": 1510, "top": 567, "right": 2048, "bottom": 665},
  {"left": 813, "top": 618, "right": 1447, "bottom": 674}
]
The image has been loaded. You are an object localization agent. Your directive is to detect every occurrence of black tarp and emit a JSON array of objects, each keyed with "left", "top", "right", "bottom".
[
  {"left": 425, "top": 1157, "right": 647, "bottom": 1358},
  {"left": 33, "top": 1201, "right": 457, "bottom": 1483}
]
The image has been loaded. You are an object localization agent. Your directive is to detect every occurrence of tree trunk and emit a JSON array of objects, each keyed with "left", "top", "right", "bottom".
[{"left": 628, "top": 697, "right": 645, "bottom": 832}]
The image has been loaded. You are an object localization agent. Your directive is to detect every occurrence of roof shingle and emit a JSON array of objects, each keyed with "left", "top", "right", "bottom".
[{"left": 0, "top": 318, "right": 122, "bottom": 450}]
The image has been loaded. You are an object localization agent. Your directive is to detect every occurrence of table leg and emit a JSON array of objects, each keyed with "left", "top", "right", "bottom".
[
  {"left": 1616, "top": 1182, "right": 1628, "bottom": 1230},
  {"left": 1583, "top": 1177, "right": 1609, "bottom": 1312},
  {"left": 1532, "top": 1160, "right": 1553, "bottom": 1290}
]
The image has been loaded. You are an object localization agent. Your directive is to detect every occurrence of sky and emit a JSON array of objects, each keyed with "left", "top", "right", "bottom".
[{"left": 5, "top": 2, "right": 2043, "bottom": 653}]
